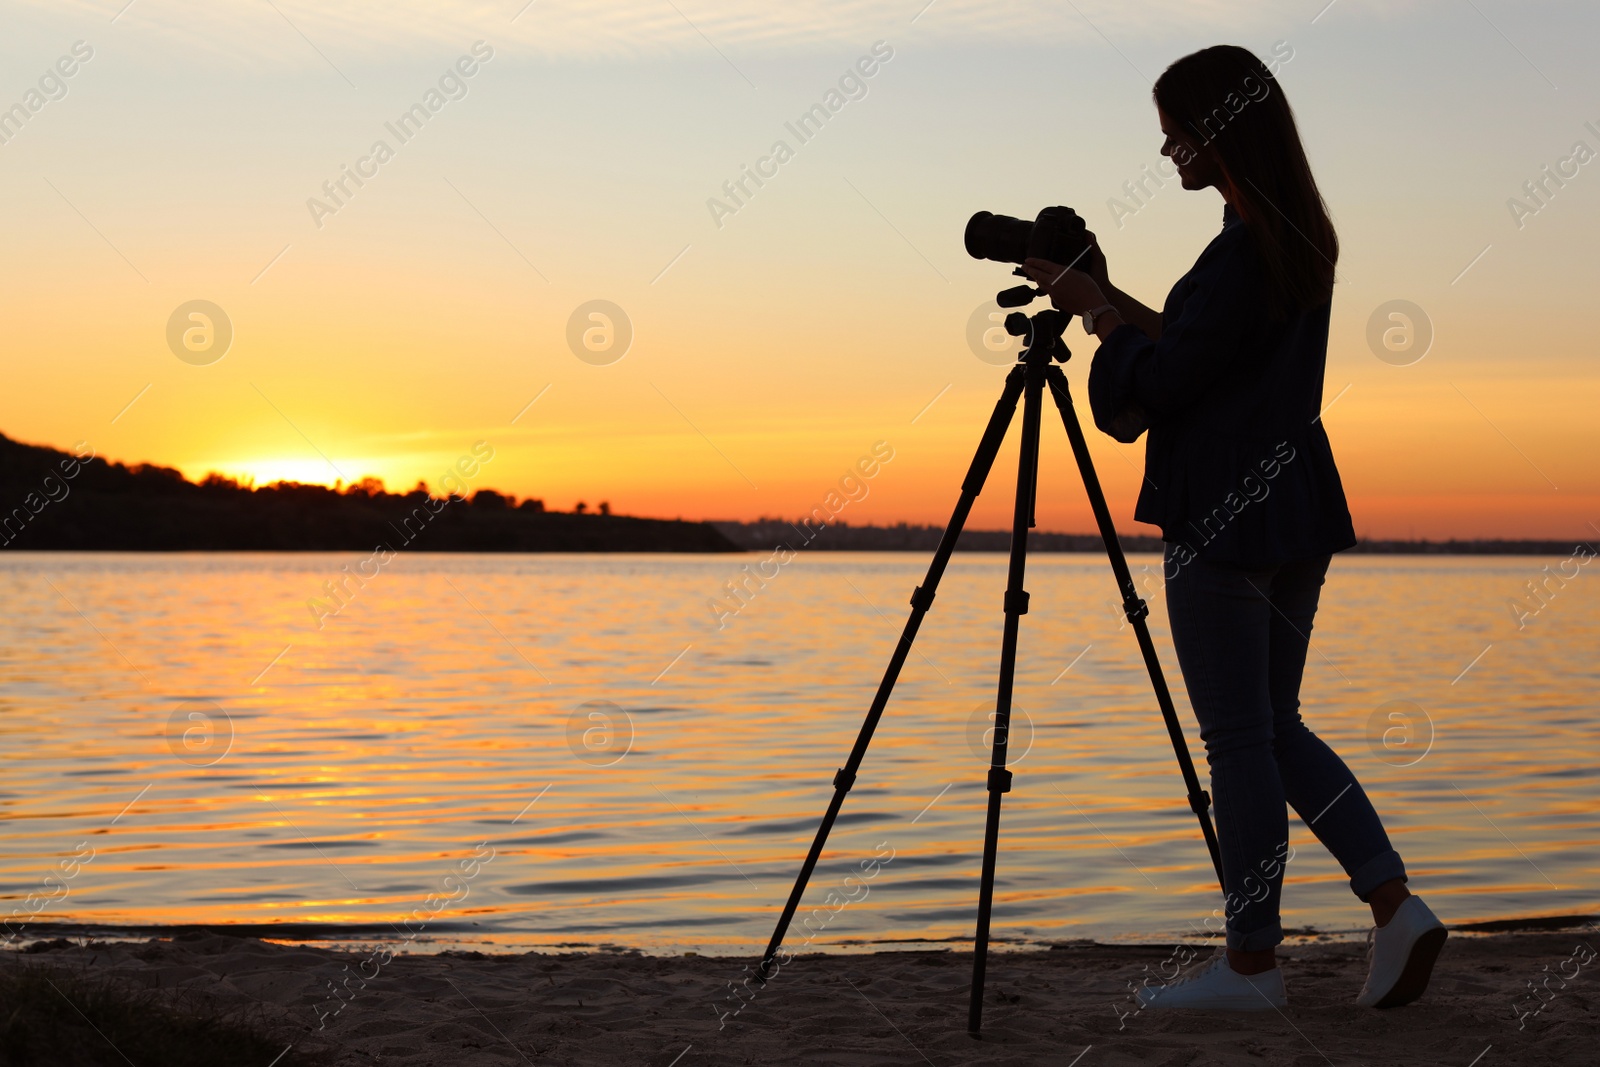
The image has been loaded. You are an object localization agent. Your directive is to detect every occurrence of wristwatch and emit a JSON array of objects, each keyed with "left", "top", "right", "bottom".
[{"left": 1082, "top": 304, "right": 1117, "bottom": 335}]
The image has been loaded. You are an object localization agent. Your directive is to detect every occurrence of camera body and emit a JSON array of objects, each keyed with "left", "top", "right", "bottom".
[{"left": 964, "top": 206, "right": 1089, "bottom": 268}]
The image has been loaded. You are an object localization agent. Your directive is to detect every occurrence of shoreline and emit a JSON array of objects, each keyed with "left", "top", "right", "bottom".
[
  {"left": 8, "top": 912, "right": 1595, "bottom": 957},
  {"left": 5, "top": 928, "right": 1592, "bottom": 1065},
  {"left": 2, "top": 542, "right": 1592, "bottom": 556}
]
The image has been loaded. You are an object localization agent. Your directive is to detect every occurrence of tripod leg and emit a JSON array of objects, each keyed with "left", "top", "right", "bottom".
[
  {"left": 755, "top": 365, "right": 1028, "bottom": 983},
  {"left": 1044, "top": 366, "right": 1226, "bottom": 893},
  {"left": 967, "top": 357, "right": 1046, "bottom": 1037}
]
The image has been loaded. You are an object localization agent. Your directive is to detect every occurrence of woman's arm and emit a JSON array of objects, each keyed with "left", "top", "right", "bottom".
[
  {"left": 1023, "top": 229, "right": 1256, "bottom": 419},
  {"left": 1098, "top": 283, "right": 1161, "bottom": 340},
  {"left": 1092, "top": 306, "right": 1128, "bottom": 343},
  {"left": 1024, "top": 227, "right": 1260, "bottom": 441},
  {"left": 1091, "top": 233, "right": 1259, "bottom": 419},
  {"left": 1015, "top": 260, "right": 1153, "bottom": 341},
  {"left": 1077, "top": 230, "right": 1163, "bottom": 339}
]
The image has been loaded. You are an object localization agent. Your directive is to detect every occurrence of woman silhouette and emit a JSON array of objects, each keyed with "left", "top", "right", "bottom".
[{"left": 1021, "top": 44, "right": 1446, "bottom": 1011}]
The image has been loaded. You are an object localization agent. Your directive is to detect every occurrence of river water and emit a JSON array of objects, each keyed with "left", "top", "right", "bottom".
[{"left": 0, "top": 551, "right": 1594, "bottom": 954}]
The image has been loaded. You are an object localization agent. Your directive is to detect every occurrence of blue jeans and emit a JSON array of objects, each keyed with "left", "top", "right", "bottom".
[{"left": 1163, "top": 545, "right": 1406, "bottom": 951}]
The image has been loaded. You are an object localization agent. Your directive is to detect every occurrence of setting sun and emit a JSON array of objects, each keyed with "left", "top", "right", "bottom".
[
  {"left": 192, "top": 457, "right": 422, "bottom": 493},
  {"left": 196, "top": 457, "right": 349, "bottom": 490}
]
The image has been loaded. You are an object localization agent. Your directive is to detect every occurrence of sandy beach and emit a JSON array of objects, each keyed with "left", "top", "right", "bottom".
[{"left": 5, "top": 928, "right": 1594, "bottom": 1066}]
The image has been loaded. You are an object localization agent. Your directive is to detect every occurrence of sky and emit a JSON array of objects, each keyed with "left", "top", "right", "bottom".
[{"left": 2, "top": 0, "right": 1596, "bottom": 539}]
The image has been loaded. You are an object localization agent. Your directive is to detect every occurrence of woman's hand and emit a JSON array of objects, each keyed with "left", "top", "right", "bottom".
[
  {"left": 1020, "top": 259, "right": 1106, "bottom": 315},
  {"left": 1079, "top": 229, "right": 1111, "bottom": 290}
]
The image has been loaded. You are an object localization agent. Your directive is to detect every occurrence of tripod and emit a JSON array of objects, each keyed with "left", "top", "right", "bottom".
[{"left": 753, "top": 300, "right": 1227, "bottom": 1037}]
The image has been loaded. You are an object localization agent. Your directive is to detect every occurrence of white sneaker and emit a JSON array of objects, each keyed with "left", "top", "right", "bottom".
[
  {"left": 1356, "top": 895, "right": 1447, "bottom": 1008},
  {"left": 1136, "top": 951, "right": 1287, "bottom": 1012}
]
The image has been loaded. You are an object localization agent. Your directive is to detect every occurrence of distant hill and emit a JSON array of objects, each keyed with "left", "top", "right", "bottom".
[{"left": 0, "top": 433, "right": 737, "bottom": 553}]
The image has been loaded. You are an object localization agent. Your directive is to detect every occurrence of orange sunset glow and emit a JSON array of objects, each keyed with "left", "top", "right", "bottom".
[{"left": 1, "top": 1, "right": 1594, "bottom": 540}]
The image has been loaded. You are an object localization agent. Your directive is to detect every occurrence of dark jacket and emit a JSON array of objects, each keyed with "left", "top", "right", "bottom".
[{"left": 1087, "top": 203, "right": 1357, "bottom": 565}]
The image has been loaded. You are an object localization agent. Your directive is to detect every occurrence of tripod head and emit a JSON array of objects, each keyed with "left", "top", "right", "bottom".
[{"left": 995, "top": 284, "right": 1071, "bottom": 364}]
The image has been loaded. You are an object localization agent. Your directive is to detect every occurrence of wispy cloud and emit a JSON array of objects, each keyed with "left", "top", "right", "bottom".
[{"left": 28, "top": 0, "right": 1343, "bottom": 63}]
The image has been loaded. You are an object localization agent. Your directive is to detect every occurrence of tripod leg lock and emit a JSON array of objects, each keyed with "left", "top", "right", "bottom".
[
  {"left": 986, "top": 767, "right": 1013, "bottom": 794},
  {"left": 910, "top": 585, "right": 936, "bottom": 611},
  {"left": 833, "top": 767, "right": 857, "bottom": 792},
  {"left": 1122, "top": 595, "right": 1149, "bottom": 622},
  {"left": 1003, "top": 589, "right": 1030, "bottom": 615},
  {"left": 1189, "top": 789, "right": 1212, "bottom": 815}
]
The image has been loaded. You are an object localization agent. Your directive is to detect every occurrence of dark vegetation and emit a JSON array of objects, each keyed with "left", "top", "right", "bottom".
[
  {"left": 710, "top": 518, "right": 1167, "bottom": 553},
  {"left": 2, "top": 433, "right": 1582, "bottom": 556},
  {"left": 0, "top": 433, "right": 736, "bottom": 553},
  {"left": 711, "top": 517, "right": 1590, "bottom": 555}
]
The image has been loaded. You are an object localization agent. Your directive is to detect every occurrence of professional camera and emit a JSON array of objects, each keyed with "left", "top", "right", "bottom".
[{"left": 964, "top": 206, "right": 1090, "bottom": 267}]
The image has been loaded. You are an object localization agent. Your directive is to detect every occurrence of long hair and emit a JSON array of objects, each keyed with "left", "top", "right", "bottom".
[{"left": 1154, "top": 45, "right": 1337, "bottom": 318}]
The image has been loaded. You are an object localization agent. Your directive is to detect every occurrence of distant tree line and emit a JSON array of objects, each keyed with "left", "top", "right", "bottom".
[
  {"left": 3, "top": 432, "right": 1581, "bottom": 556},
  {"left": 709, "top": 517, "right": 1590, "bottom": 556},
  {"left": 0, "top": 433, "right": 734, "bottom": 552}
]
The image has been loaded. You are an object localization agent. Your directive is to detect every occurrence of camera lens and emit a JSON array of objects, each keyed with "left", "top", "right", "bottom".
[
  {"left": 965, "top": 207, "right": 1088, "bottom": 268},
  {"left": 964, "top": 211, "right": 1034, "bottom": 265}
]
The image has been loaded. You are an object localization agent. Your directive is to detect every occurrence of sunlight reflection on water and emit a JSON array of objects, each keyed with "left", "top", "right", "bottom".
[{"left": 0, "top": 551, "right": 1595, "bottom": 954}]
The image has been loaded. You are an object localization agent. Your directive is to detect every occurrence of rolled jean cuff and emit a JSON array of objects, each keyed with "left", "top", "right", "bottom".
[
  {"left": 1229, "top": 920, "right": 1283, "bottom": 953},
  {"left": 1349, "top": 849, "right": 1407, "bottom": 902}
]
